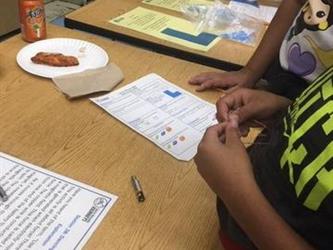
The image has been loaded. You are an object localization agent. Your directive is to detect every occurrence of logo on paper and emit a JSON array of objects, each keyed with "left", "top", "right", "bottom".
[
  {"left": 82, "top": 197, "right": 109, "bottom": 223},
  {"left": 94, "top": 197, "right": 108, "bottom": 208}
]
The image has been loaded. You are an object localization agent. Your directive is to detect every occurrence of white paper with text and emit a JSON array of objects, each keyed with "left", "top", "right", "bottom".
[
  {"left": 0, "top": 152, "right": 118, "bottom": 250},
  {"left": 91, "top": 73, "right": 217, "bottom": 161}
]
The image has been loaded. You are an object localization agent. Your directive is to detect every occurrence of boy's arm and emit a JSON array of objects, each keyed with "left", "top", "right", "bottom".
[
  {"left": 195, "top": 121, "right": 314, "bottom": 250},
  {"left": 189, "top": 0, "right": 304, "bottom": 90},
  {"left": 245, "top": 0, "right": 304, "bottom": 85},
  {"left": 221, "top": 174, "right": 314, "bottom": 250}
]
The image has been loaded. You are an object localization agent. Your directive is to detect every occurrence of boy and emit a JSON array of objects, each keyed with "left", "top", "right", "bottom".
[
  {"left": 195, "top": 66, "right": 333, "bottom": 249},
  {"left": 192, "top": 0, "right": 333, "bottom": 248}
]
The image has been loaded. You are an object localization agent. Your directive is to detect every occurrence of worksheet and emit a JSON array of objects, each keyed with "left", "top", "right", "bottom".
[
  {"left": 109, "top": 7, "right": 220, "bottom": 52},
  {"left": 142, "top": 0, "right": 213, "bottom": 12},
  {"left": 0, "top": 152, "right": 118, "bottom": 250},
  {"left": 91, "top": 73, "right": 217, "bottom": 161}
]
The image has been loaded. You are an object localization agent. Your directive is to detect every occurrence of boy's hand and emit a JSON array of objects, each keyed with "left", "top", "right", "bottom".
[
  {"left": 194, "top": 116, "right": 254, "bottom": 196},
  {"left": 195, "top": 118, "right": 314, "bottom": 250},
  {"left": 188, "top": 68, "right": 256, "bottom": 91},
  {"left": 216, "top": 88, "right": 292, "bottom": 124}
]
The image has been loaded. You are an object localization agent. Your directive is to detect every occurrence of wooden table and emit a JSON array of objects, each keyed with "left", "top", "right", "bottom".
[
  {"left": 0, "top": 25, "right": 223, "bottom": 249},
  {"left": 64, "top": 0, "right": 268, "bottom": 71}
]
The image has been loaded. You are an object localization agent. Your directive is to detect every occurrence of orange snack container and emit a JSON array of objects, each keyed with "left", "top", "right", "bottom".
[{"left": 19, "top": 0, "right": 47, "bottom": 42}]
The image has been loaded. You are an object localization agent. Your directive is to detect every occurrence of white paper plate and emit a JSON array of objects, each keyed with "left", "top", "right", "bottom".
[{"left": 16, "top": 38, "right": 109, "bottom": 78}]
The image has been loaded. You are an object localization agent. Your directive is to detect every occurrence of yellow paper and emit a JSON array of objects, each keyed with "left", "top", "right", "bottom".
[
  {"left": 110, "top": 7, "right": 220, "bottom": 52},
  {"left": 142, "top": 0, "right": 213, "bottom": 12}
]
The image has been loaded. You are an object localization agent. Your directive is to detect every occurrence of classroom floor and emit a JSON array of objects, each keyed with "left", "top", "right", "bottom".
[{"left": 45, "top": 0, "right": 88, "bottom": 26}]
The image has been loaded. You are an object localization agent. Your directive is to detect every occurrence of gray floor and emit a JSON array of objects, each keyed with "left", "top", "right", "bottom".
[
  {"left": 45, "top": 0, "right": 87, "bottom": 25},
  {"left": 51, "top": 17, "right": 65, "bottom": 26}
]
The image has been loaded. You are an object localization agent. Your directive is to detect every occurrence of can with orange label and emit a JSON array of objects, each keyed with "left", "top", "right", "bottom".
[{"left": 19, "top": 0, "right": 47, "bottom": 42}]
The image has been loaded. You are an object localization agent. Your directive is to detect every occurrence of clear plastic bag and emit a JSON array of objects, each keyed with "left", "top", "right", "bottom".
[{"left": 181, "top": 0, "right": 264, "bottom": 46}]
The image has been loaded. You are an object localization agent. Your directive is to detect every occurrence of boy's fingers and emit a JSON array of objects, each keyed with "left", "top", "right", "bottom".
[
  {"left": 233, "top": 105, "right": 255, "bottom": 124},
  {"left": 196, "top": 79, "right": 224, "bottom": 91},
  {"left": 225, "top": 115, "right": 242, "bottom": 146},
  {"left": 216, "top": 92, "right": 241, "bottom": 121},
  {"left": 196, "top": 83, "right": 210, "bottom": 91},
  {"left": 189, "top": 72, "right": 216, "bottom": 84},
  {"left": 202, "top": 123, "right": 226, "bottom": 142},
  {"left": 216, "top": 100, "right": 230, "bottom": 122},
  {"left": 225, "top": 125, "right": 242, "bottom": 147},
  {"left": 218, "top": 91, "right": 241, "bottom": 110}
]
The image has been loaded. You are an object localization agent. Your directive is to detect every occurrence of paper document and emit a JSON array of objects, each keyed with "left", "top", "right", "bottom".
[
  {"left": 91, "top": 74, "right": 217, "bottom": 161},
  {"left": 0, "top": 152, "right": 118, "bottom": 250},
  {"left": 142, "top": 0, "right": 213, "bottom": 12},
  {"left": 109, "top": 7, "right": 220, "bottom": 52}
]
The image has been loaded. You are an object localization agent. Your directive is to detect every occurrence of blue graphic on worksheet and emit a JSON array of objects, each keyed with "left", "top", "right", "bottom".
[
  {"left": 164, "top": 90, "right": 182, "bottom": 98},
  {"left": 161, "top": 28, "right": 218, "bottom": 46}
]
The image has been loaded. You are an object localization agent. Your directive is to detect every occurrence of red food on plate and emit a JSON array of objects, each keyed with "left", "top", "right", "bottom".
[{"left": 31, "top": 52, "right": 79, "bottom": 67}]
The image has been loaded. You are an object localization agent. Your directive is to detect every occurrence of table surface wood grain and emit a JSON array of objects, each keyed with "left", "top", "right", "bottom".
[{"left": 0, "top": 24, "right": 228, "bottom": 250}]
